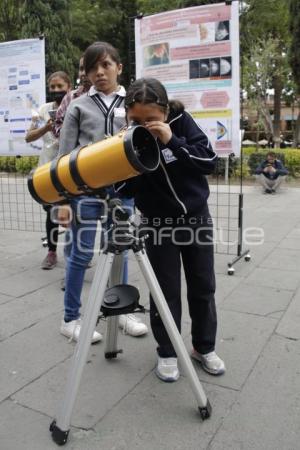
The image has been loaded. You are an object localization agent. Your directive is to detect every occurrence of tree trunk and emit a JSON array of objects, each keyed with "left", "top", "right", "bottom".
[
  {"left": 260, "top": 101, "right": 274, "bottom": 138},
  {"left": 273, "top": 75, "right": 282, "bottom": 148}
]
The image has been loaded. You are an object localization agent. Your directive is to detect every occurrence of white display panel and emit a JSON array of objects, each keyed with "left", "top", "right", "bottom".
[{"left": 0, "top": 38, "right": 46, "bottom": 156}]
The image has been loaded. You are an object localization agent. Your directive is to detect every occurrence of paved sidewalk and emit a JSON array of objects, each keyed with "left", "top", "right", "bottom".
[{"left": 0, "top": 185, "right": 300, "bottom": 450}]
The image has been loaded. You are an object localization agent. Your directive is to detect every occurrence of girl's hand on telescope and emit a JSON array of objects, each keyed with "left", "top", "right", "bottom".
[{"left": 145, "top": 121, "right": 172, "bottom": 145}]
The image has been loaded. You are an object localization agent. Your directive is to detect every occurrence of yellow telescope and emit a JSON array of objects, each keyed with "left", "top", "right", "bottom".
[{"left": 28, "top": 125, "right": 159, "bottom": 205}]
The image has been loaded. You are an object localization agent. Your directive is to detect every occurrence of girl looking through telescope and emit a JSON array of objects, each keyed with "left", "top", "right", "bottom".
[{"left": 117, "top": 77, "right": 226, "bottom": 382}]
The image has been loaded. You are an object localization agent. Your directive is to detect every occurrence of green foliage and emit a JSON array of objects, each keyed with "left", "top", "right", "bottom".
[
  {"left": 0, "top": 156, "right": 17, "bottom": 172},
  {"left": 70, "top": 1, "right": 102, "bottom": 50},
  {"left": 241, "top": 1, "right": 291, "bottom": 141},
  {"left": 137, "top": 0, "right": 220, "bottom": 15},
  {"left": 243, "top": 40, "right": 279, "bottom": 137},
  {"left": 15, "top": 156, "right": 39, "bottom": 174},
  {"left": 284, "top": 149, "right": 300, "bottom": 178},
  {"left": 234, "top": 161, "right": 251, "bottom": 179},
  {"left": 242, "top": 147, "right": 257, "bottom": 157},
  {"left": 137, "top": 0, "right": 179, "bottom": 14},
  {"left": 0, "top": 0, "right": 24, "bottom": 41},
  {"left": 241, "top": 0, "right": 290, "bottom": 51},
  {"left": 70, "top": 0, "right": 139, "bottom": 85},
  {"left": 22, "top": 0, "right": 77, "bottom": 81},
  {"left": 0, "top": 156, "right": 38, "bottom": 174}
]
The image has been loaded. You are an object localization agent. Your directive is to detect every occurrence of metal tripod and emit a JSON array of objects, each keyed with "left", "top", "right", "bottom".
[{"left": 50, "top": 203, "right": 212, "bottom": 445}]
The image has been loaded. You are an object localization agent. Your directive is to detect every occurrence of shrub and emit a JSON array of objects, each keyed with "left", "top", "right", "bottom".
[
  {"left": 284, "top": 150, "right": 300, "bottom": 178},
  {"left": 0, "top": 156, "right": 16, "bottom": 172},
  {"left": 241, "top": 146, "right": 257, "bottom": 156},
  {"left": 15, "top": 156, "right": 39, "bottom": 174},
  {"left": 233, "top": 160, "right": 251, "bottom": 178},
  {"left": 0, "top": 156, "right": 38, "bottom": 174}
]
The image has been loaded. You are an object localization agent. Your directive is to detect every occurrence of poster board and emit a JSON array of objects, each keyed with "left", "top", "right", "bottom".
[
  {"left": 135, "top": 2, "right": 240, "bottom": 156},
  {"left": 0, "top": 38, "right": 46, "bottom": 156}
]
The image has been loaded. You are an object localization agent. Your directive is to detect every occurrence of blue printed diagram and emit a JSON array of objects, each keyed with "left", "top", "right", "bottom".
[
  {"left": 26, "top": 93, "right": 39, "bottom": 109},
  {"left": 217, "top": 121, "right": 227, "bottom": 140}
]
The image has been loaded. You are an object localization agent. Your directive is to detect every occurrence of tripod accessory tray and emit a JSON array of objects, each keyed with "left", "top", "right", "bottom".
[{"left": 101, "top": 284, "right": 140, "bottom": 317}]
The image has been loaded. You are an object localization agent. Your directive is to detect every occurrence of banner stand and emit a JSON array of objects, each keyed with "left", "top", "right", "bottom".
[{"left": 130, "top": 1, "right": 251, "bottom": 275}]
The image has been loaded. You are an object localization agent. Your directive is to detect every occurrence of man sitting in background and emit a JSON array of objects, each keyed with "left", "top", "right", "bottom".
[{"left": 255, "top": 152, "right": 288, "bottom": 194}]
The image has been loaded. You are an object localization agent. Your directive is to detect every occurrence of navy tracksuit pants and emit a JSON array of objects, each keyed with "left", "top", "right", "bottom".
[{"left": 145, "top": 221, "right": 217, "bottom": 358}]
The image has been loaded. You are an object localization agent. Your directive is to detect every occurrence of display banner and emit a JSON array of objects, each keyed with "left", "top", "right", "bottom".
[
  {"left": 135, "top": 2, "right": 240, "bottom": 156},
  {"left": 0, "top": 38, "right": 46, "bottom": 156}
]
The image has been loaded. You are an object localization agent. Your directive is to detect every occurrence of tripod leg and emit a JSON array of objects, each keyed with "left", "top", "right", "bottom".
[
  {"left": 50, "top": 252, "right": 115, "bottom": 445},
  {"left": 135, "top": 249, "right": 211, "bottom": 419},
  {"left": 105, "top": 253, "right": 124, "bottom": 358}
]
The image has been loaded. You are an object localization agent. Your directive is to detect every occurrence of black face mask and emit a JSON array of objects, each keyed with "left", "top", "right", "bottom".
[{"left": 47, "top": 91, "right": 68, "bottom": 104}]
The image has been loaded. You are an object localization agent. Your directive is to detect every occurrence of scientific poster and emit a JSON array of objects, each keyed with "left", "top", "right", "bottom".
[
  {"left": 135, "top": 2, "right": 240, "bottom": 156},
  {"left": 0, "top": 38, "right": 45, "bottom": 156}
]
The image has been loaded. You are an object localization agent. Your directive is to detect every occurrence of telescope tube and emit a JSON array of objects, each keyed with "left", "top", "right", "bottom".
[{"left": 28, "top": 125, "right": 159, "bottom": 205}]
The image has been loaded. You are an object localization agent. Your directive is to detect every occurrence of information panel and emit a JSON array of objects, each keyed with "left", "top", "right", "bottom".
[
  {"left": 0, "top": 38, "right": 46, "bottom": 156},
  {"left": 135, "top": 2, "right": 240, "bottom": 156}
]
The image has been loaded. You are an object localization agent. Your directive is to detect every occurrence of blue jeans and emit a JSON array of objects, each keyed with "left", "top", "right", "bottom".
[
  {"left": 64, "top": 228, "right": 72, "bottom": 263},
  {"left": 64, "top": 195, "right": 134, "bottom": 322}
]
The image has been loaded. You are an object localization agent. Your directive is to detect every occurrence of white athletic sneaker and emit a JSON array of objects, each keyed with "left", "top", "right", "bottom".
[
  {"left": 118, "top": 314, "right": 148, "bottom": 337},
  {"left": 60, "top": 319, "right": 103, "bottom": 344},
  {"left": 156, "top": 357, "right": 180, "bottom": 382},
  {"left": 191, "top": 350, "right": 225, "bottom": 375}
]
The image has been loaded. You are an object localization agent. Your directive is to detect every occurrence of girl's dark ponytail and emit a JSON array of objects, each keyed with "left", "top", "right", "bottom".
[{"left": 168, "top": 100, "right": 185, "bottom": 117}]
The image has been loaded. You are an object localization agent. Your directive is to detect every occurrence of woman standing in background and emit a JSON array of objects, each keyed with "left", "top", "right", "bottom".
[{"left": 26, "top": 71, "right": 72, "bottom": 269}]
